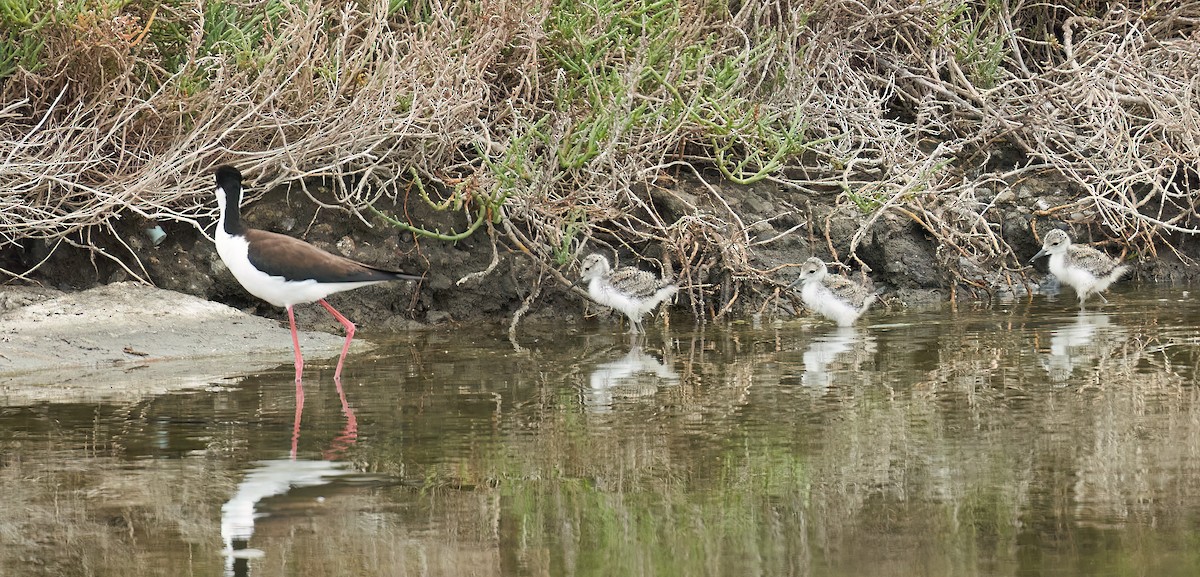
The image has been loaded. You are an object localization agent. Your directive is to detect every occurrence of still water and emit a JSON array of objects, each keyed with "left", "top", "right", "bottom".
[{"left": 4, "top": 287, "right": 1200, "bottom": 576}]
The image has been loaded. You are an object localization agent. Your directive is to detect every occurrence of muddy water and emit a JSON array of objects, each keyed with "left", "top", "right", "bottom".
[{"left": 3, "top": 286, "right": 1200, "bottom": 577}]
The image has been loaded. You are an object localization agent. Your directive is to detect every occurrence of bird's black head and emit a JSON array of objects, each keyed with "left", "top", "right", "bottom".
[
  {"left": 214, "top": 165, "right": 243, "bottom": 193},
  {"left": 214, "top": 165, "right": 245, "bottom": 235}
]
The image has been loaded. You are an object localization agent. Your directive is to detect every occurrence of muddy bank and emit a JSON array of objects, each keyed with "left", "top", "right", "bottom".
[
  {"left": 0, "top": 283, "right": 362, "bottom": 402},
  {"left": 2, "top": 174, "right": 1194, "bottom": 336}
]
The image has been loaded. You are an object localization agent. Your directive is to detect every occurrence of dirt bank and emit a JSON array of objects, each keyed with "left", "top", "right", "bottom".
[
  {"left": 4, "top": 173, "right": 1194, "bottom": 340},
  {"left": 3, "top": 2, "right": 1198, "bottom": 350},
  {"left": 0, "top": 283, "right": 360, "bottom": 403}
]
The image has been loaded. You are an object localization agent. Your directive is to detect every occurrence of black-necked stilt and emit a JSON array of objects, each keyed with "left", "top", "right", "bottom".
[
  {"left": 213, "top": 165, "right": 421, "bottom": 382},
  {"left": 573, "top": 254, "right": 677, "bottom": 333},
  {"left": 787, "top": 257, "right": 875, "bottom": 326},
  {"left": 1030, "top": 229, "right": 1129, "bottom": 308}
]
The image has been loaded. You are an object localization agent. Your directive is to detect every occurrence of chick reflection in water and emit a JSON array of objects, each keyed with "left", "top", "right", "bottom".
[
  {"left": 802, "top": 326, "right": 873, "bottom": 389},
  {"left": 586, "top": 337, "right": 679, "bottom": 412},
  {"left": 1042, "top": 311, "right": 1122, "bottom": 383}
]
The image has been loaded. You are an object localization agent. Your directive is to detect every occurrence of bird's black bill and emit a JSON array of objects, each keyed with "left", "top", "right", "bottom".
[{"left": 1028, "top": 249, "right": 1047, "bottom": 263}]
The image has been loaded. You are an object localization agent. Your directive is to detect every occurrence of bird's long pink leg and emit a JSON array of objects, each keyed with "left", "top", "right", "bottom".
[
  {"left": 290, "top": 379, "right": 305, "bottom": 460},
  {"left": 319, "top": 299, "right": 356, "bottom": 381},
  {"left": 286, "top": 305, "right": 304, "bottom": 383},
  {"left": 324, "top": 376, "right": 359, "bottom": 459},
  {"left": 287, "top": 304, "right": 306, "bottom": 458}
]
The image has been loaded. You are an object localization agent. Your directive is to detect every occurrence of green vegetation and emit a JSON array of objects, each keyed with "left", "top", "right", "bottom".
[
  {"left": 368, "top": 168, "right": 504, "bottom": 242},
  {"left": 2, "top": 1, "right": 1196, "bottom": 317},
  {"left": 933, "top": 0, "right": 1010, "bottom": 89},
  {"left": 0, "top": 1, "right": 47, "bottom": 78},
  {"left": 195, "top": 1, "right": 290, "bottom": 69}
]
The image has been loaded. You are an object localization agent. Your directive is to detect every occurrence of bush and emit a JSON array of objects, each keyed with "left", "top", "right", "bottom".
[{"left": 2, "top": 1, "right": 1197, "bottom": 316}]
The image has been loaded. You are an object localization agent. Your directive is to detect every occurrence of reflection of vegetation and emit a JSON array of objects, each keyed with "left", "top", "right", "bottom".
[
  {"left": 0, "top": 445, "right": 233, "bottom": 574},
  {"left": 7, "top": 309, "right": 1200, "bottom": 574},
  {"left": 342, "top": 317, "right": 1200, "bottom": 574},
  {"left": 498, "top": 445, "right": 815, "bottom": 574}
]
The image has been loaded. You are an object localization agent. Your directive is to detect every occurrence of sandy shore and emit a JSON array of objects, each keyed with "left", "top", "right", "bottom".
[{"left": 0, "top": 282, "right": 360, "bottom": 404}]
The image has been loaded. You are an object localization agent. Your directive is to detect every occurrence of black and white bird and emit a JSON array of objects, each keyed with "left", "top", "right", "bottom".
[
  {"left": 1030, "top": 229, "right": 1128, "bottom": 308},
  {"left": 788, "top": 257, "right": 875, "bottom": 327},
  {"left": 213, "top": 165, "right": 421, "bottom": 382},
  {"left": 573, "top": 254, "right": 677, "bottom": 334}
]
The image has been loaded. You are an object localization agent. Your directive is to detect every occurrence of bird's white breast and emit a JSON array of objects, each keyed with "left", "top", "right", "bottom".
[
  {"left": 1048, "top": 253, "right": 1098, "bottom": 293},
  {"left": 802, "top": 280, "right": 860, "bottom": 326},
  {"left": 588, "top": 277, "right": 643, "bottom": 318}
]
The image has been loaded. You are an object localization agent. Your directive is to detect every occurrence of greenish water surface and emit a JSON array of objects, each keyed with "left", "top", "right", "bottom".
[{"left": 3, "top": 286, "right": 1200, "bottom": 576}]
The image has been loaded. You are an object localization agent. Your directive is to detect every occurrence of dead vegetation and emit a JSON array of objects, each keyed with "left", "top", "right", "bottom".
[{"left": 1, "top": 1, "right": 1198, "bottom": 319}]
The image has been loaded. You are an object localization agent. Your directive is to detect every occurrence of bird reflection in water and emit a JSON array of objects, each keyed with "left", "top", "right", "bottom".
[
  {"left": 801, "top": 326, "right": 872, "bottom": 390},
  {"left": 1042, "top": 311, "right": 1121, "bottom": 383},
  {"left": 586, "top": 336, "right": 679, "bottom": 412},
  {"left": 221, "top": 377, "right": 359, "bottom": 577}
]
